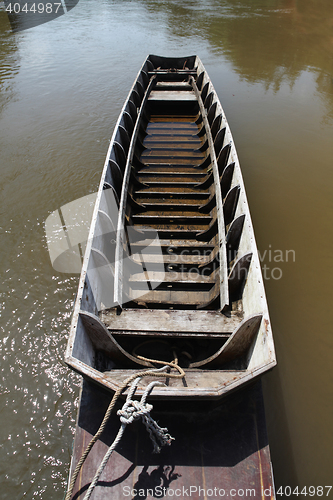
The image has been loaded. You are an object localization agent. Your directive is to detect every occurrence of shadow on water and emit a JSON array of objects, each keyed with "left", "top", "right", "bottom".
[{"left": 2, "top": 0, "right": 80, "bottom": 33}]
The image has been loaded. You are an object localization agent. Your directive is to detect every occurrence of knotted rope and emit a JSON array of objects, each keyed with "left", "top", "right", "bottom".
[
  {"left": 65, "top": 357, "right": 185, "bottom": 500},
  {"left": 82, "top": 376, "right": 174, "bottom": 500},
  {"left": 117, "top": 377, "right": 174, "bottom": 453}
]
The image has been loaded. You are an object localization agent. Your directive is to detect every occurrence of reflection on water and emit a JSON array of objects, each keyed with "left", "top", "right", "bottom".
[
  {"left": 137, "top": 0, "right": 333, "bottom": 118},
  {"left": 0, "top": 0, "right": 332, "bottom": 498}
]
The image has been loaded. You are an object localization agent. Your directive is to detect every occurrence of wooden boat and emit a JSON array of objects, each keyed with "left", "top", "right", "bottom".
[{"left": 65, "top": 55, "right": 276, "bottom": 399}]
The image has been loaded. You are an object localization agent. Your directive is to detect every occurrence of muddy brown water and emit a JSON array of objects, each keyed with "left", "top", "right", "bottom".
[{"left": 0, "top": 0, "right": 332, "bottom": 498}]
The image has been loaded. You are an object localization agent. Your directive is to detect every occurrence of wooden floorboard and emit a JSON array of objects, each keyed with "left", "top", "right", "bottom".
[
  {"left": 100, "top": 309, "right": 241, "bottom": 334},
  {"left": 67, "top": 380, "right": 275, "bottom": 500}
]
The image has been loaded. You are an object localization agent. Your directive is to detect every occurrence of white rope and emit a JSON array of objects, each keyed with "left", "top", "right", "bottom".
[{"left": 83, "top": 371, "right": 174, "bottom": 500}]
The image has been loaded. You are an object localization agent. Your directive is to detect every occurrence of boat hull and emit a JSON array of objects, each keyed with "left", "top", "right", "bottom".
[{"left": 65, "top": 55, "right": 276, "bottom": 399}]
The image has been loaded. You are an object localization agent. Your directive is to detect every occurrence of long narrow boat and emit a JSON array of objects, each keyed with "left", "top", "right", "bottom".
[{"left": 65, "top": 55, "right": 276, "bottom": 399}]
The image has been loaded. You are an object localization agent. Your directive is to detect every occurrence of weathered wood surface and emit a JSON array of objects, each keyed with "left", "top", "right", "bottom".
[
  {"left": 100, "top": 308, "right": 241, "bottom": 335},
  {"left": 68, "top": 380, "right": 275, "bottom": 500},
  {"left": 148, "top": 90, "right": 197, "bottom": 101}
]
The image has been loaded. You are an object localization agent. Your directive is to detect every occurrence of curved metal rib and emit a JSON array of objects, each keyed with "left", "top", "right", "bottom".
[
  {"left": 189, "top": 314, "right": 262, "bottom": 368},
  {"left": 79, "top": 310, "right": 150, "bottom": 367},
  {"left": 228, "top": 252, "right": 253, "bottom": 299}
]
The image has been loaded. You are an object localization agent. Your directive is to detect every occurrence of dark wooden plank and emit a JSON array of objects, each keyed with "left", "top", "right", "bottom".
[{"left": 67, "top": 379, "right": 275, "bottom": 500}]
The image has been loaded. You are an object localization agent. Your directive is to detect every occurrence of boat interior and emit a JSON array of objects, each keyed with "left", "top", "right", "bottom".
[{"left": 66, "top": 56, "right": 276, "bottom": 397}]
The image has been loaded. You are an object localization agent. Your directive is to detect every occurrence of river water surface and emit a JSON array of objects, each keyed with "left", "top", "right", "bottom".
[{"left": 0, "top": 1, "right": 332, "bottom": 498}]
